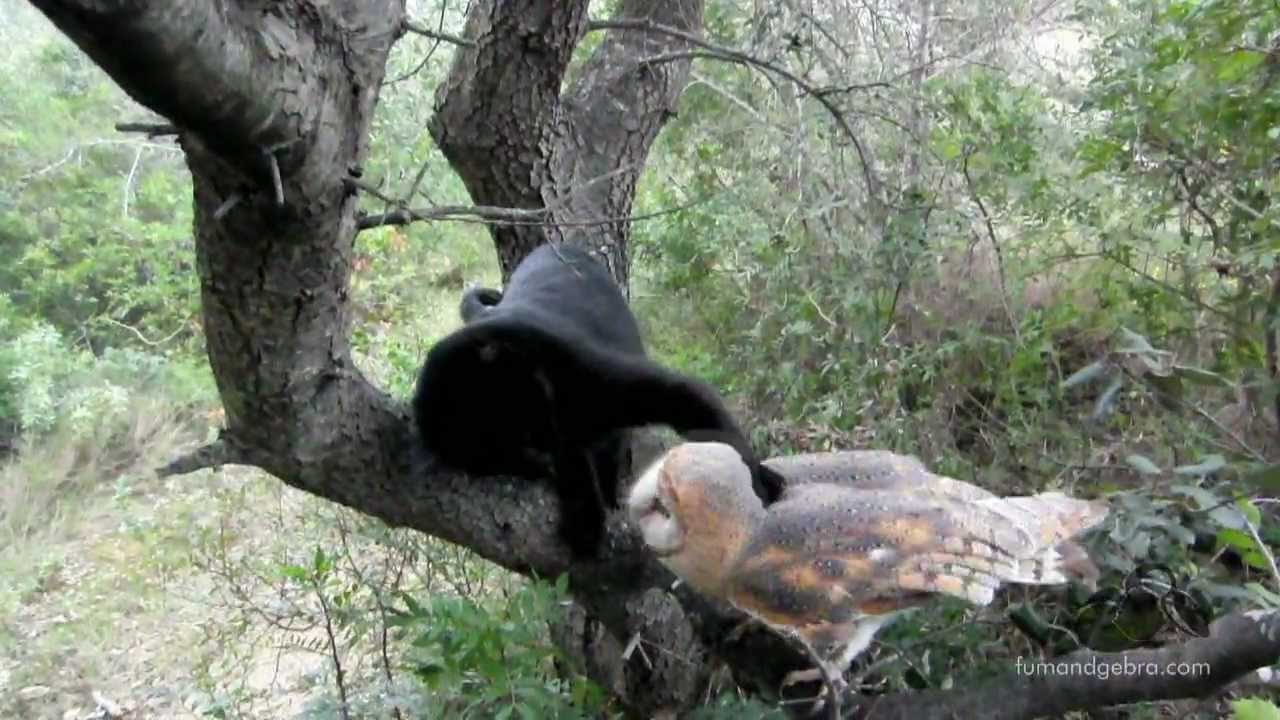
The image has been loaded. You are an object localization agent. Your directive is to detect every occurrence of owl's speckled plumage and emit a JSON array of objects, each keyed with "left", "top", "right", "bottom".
[{"left": 628, "top": 442, "right": 1108, "bottom": 717}]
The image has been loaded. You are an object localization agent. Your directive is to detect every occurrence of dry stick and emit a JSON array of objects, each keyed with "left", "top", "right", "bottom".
[
  {"left": 313, "top": 576, "right": 352, "bottom": 720},
  {"left": 335, "top": 518, "right": 407, "bottom": 720},
  {"left": 213, "top": 193, "right": 243, "bottom": 221},
  {"left": 1267, "top": 267, "right": 1280, "bottom": 446},
  {"left": 1240, "top": 507, "right": 1280, "bottom": 591},
  {"left": 116, "top": 121, "right": 178, "bottom": 136},
  {"left": 267, "top": 151, "right": 284, "bottom": 207},
  {"left": 402, "top": 20, "right": 472, "bottom": 47},
  {"left": 349, "top": 175, "right": 721, "bottom": 231},
  {"left": 101, "top": 316, "right": 185, "bottom": 347},
  {"left": 122, "top": 145, "right": 143, "bottom": 219},
  {"left": 962, "top": 152, "right": 1020, "bottom": 342}
]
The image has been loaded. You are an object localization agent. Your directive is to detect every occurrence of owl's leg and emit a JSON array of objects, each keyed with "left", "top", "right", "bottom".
[{"left": 816, "top": 661, "right": 846, "bottom": 720}]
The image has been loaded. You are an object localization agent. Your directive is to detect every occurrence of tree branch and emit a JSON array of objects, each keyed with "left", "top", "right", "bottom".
[
  {"left": 350, "top": 177, "right": 718, "bottom": 230},
  {"left": 589, "top": 18, "right": 883, "bottom": 207},
  {"left": 402, "top": 20, "right": 472, "bottom": 47},
  {"left": 429, "top": 0, "right": 590, "bottom": 211},
  {"left": 157, "top": 439, "right": 241, "bottom": 477},
  {"left": 427, "top": 0, "right": 594, "bottom": 272},
  {"left": 357, "top": 204, "right": 549, "bottom": 229},
  {"left": 116, "top": 121, "right": 179, "bottom": 137},
  {"left": 852, "top": 610, "right": 1280, "bottom": 719},
  {"left": 547, "top": 0, "right": 702, "bottom": 268},
  {"left": 30, "top": 1, "right": 317, "bottom": 166}
]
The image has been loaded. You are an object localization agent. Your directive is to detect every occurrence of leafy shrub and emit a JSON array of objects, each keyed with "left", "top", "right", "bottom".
[
  {"left": 394, "top": 576, "right": 609, "bottom": 719},
  {"left": 0, "top": 321, "right": 213, "bottom": 440}
]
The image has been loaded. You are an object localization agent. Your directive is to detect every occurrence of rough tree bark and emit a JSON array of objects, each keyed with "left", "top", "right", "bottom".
[{"left": 24, "top": 1, "right": 1280, "bottom": 718}]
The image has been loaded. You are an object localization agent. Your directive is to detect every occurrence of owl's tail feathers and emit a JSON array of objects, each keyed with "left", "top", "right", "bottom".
[
  {"left": 889, "top": 493, "right": 1108, "bottom": 606},
  {"left": 978, "top": 492, "right": 1109, "bottom": 587}
]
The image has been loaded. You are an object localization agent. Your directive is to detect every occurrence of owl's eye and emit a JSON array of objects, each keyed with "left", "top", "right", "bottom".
[{"left": 647, "top": 495, "right": 670, "bottom": 519}]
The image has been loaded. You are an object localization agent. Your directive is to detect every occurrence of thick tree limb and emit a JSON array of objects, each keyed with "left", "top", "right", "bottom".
[
  {"left": 157, "top": 439, "right": 243, "bottom": 477},
  {"left": 429, "top": 0, "right": 592, "bottom": 272},
  {"left": 548, "top": 0, "right": 702, "bottom": 275},
  {"left": 29, "top": 0, "right": 323, "bottom": 177},
  {"left": 851, "top": 610, "right": 1280, "bottom": 719},
  {"left": 429, "top": 0, "right": 703, "bottom": 281}
]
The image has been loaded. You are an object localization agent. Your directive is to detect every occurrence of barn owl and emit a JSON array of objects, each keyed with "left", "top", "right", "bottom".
[{"left": 627, "top": 442, "right": 1108, "bottom": 719}]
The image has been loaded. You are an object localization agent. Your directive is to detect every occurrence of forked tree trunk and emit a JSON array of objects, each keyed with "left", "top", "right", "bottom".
[{"left": 23, "top": 1, "right": 801, "bottom": 715}]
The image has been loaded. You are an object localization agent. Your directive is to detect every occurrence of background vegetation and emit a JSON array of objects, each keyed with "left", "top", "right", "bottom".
[{"left": 2, "top": 0, "right": 1279, "bottom": 717}]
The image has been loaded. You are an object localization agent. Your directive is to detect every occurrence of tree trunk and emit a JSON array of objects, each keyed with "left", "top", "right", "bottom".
[{"left": 24, "top": 0, "right": 806, "bottom": 715}]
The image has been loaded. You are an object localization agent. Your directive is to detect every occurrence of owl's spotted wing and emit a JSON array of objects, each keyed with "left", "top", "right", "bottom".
[
  {"left": 761, "top": 451, "right": 1103, "bottom": 587},
  {"left": 763, "top": 450, "right": 996, "bottom": 501},
  {"left": 724, "top": 486, "right": 1107, "bottom": 637}
]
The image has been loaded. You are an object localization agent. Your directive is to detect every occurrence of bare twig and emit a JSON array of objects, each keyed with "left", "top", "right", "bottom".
[
  {"left": 101, "top": 317, "right": 186, "bottom": 347},
  {"left": 122, "top": 146, "right": 143, "bottom": 219},
  {"left": 1267, "top": 267, "right": 1280, "bottom": 445},
  {"left": 312, "top": 574, "right": 352, "bottom": 720},
  {"left": 348, "top": 176, "right": 719, "bottom": 231},
  {"left": 267, "top": 150, "right": 285, "bottom": 207},
  {"left": 402, "top": 20, "right": 472, "bottom": 47},
  {"left": 333, "top": 516, "right": 407, "bottom": 720},
  {"left": 1240, "top": 507, "right": 1280, "bottom": 591},
  {"left": 962, "top": 151, "right": 1020, "bottom": 341},
  {"left": 214, "top": 193, "right": 243, "bottom": 221},
  {"left": 588, "top": 19, "right": 882, "bottom": 205}
]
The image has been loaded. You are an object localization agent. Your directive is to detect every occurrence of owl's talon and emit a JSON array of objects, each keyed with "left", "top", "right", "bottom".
[{"left": 781, "top": 666, "right": 823, "bottom": 688}]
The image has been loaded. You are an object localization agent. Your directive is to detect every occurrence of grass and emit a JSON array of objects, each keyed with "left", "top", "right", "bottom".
[
  {"left": 0, "top": 231, "right": 508, "bottom": 719},
  {"left": 0, "top": 388, "right": 247, "bottom": 719}
]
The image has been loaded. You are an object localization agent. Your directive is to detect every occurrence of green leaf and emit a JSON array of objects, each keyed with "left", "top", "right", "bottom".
[
  {"left": 1117, "top": 327, "right": 1156, "bottom": 353},
  {"left": 312, "top": 546, "right": 331, "bottom": 575},
  {"left": 1245, "top": 464, "right": 1280, "bottom": 491},
  {"left": 1173, "top": 454, "right": 1226, "bottom": 476},
  {"left": 1064, "top": 360, "right": 1109, "bottom": 389},
  {"left": 1246, "top": 582, "right": 1280, "bottom": 608},
  {"left": 1171, "top": 483, "right": 1219, "bottom": 509},
  {"left": 1216, "top": 50, "right": 1265, "bottom": 83},
  {"left": 1210, "top": 505, "right": 1250, "bottom": 532},
  {"left": 1091, "top": 376, "right": 1125, "bottom": 422},
  {"left": 399, "top": 592, "right": 426, "bottom": 618},
  {"left": 1126, "top": 454, "right": 1162, "bottom": 475},
  {"left": 1237, "top": 498, "right": 1262, "bottom": 527},
  {"left": 1217, "top": 529, "right": 1270, "bottom": 570},
  {"left": 1172, "top": 365, "right": 1234, "bottom": 388},
  {"left": 1233, "top": 697, "right": 1280, "bottom": 720},
  {"left": 1218, "top": 527, "right": 1257, "bottom": 553}
]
